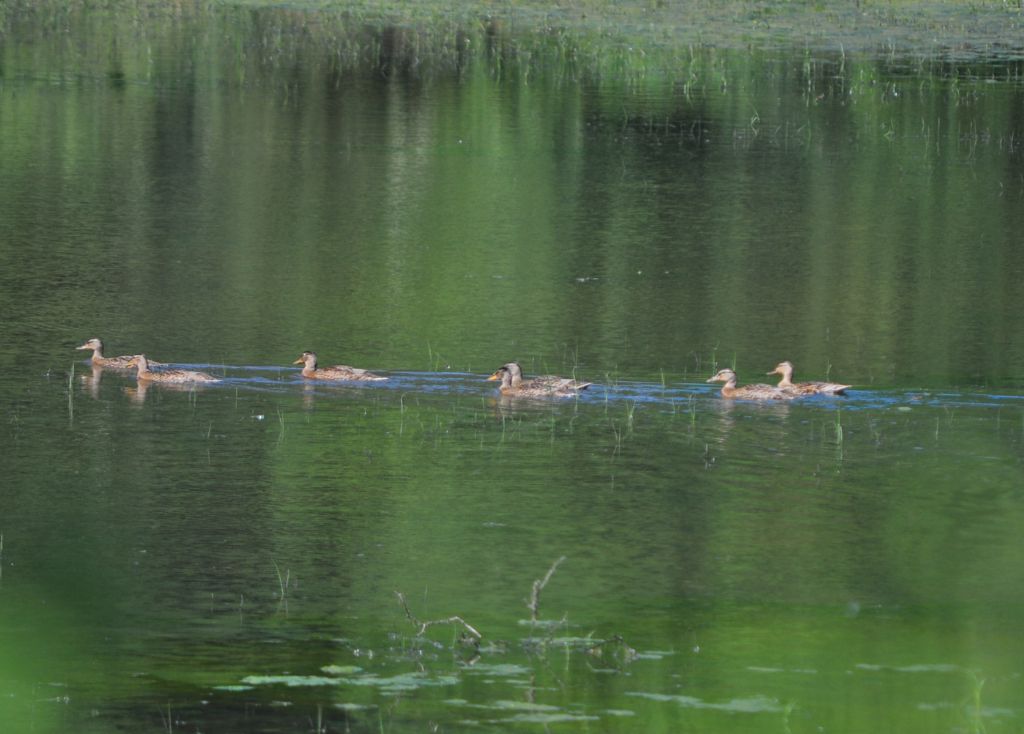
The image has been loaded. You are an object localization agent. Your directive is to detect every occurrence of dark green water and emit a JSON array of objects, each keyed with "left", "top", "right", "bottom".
[{"left": 2, "top": 3, "right": 1024, "bottom": 733}]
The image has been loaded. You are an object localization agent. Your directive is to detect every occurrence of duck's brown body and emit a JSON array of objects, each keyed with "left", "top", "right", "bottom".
[
  {"left": 768, "top": 361, "right": 850, "bottom": 395},
  {"left": 127, "top": 355, "right": 219, "bottom": 383},
  {"left": 488, "top": 362, "right": 591, "bottom": 398},
  {"left": 293, "top": 351, "right": 387, "bottom": 381},
  {"left": 706, "top": 368, "right": 795, "bottom": 400}
]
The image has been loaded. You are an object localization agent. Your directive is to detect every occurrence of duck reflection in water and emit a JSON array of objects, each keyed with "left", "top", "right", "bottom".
[
  {"left": 80, "top": 364, "right": 104, "bottom": 400},
  {"left": 123, "top": 378, "right": 215, "bottom": 405}
]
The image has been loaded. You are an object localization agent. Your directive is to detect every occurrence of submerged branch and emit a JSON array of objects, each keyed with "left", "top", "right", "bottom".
[
  {"left": 527, "top": 555, "right": 566, "bottom": 623},
  {"left": 395, "top": 591, "right": 482, "bottom": 640}
]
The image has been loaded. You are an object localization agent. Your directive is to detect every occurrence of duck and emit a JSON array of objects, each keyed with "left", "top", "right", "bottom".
[
  {"left": 76, "top": 338, "right": 162, "bottom": 369},
  {"left": 126, "top": 354, "right": 220, "bottom": 383},
  {"left": 293, "top": 351, "right": 387, "bottom": 381},
  {"left": 706, "top": 368, "right": 795, "bottom": 400},
  {"left": 767, "top": 361, "right": 850, "bottom": 396},
  {"left": 487, "top": 362, "right": 592, "bottom": 398}
]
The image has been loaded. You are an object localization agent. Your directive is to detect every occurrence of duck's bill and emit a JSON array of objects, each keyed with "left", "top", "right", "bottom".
[
  {"left": 487, "top": 372, "right": 501, "bottom": 381},
  {"left": 292, "top": 357, "right": 305, "bottom": 365}
]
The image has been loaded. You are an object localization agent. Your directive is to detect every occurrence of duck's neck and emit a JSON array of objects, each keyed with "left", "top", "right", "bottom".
[
  {"left": 776, "top": 372, "right": 795, "bottom": 388},
  {"left": 497, "top": 371, "right": 516, "bottom": 391},
  {"left": 301, "top": 357, "right": 318, "bottom": 377},
  {"left": 720, "top": 378, "right": 739, "bottom": 397},
  {"left": 135, "top": 356, "right": 153, "bottom": 378},
  {"left": 90, "top": 345, "right": 104, "bottom": 362}
]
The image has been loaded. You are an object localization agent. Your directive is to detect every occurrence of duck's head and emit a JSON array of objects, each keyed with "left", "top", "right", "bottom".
[
  {"left": 767, "top": 361, "right": 794, "bottom": 377},
  {"left": 706, "top": 368, "right": 737, "bottom": 385},
  {"left": 487, "top": 362, "right": 522, "bottom": 384},
  {"left": 125, "top": 354, "right": 148, "bottom": 370},
  {"left": 77, "top": 338, "right": 103, "bottom": 351},
  {"left": 293, "top": 351, "right": 317, "bottom": 368}
]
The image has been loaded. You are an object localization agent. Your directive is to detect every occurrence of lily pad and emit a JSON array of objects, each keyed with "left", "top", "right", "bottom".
[
  {"left": 321, "top": 665, "right": 363, "bottom": 676},
  {"left": 337, "top": 673, "right": 459, "bottom": 692},
  {"left": 241, "top": 675, "right": 341, "bottom": 687},
  {"left": 603, "top": 709, "right": 636, "bottom": 717},
  {"left": 459, "top": 663, "right": 531, "bottom": 677},
  {"left": 627, "top": 692, "right": 782, "bottom": 713},
  {"left": 498, "top": 713, "right": 600, "bottom": 723}
]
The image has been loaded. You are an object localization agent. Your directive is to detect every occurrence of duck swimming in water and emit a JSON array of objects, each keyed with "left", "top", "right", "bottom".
[
  {"left": 706, "top": 368, "right": 795, "bottom": 400},
  {"left": 292, "top": 351, "right": 387, "bottom": 381},
  {"left": 126, "top": 354, "right": 220, "bottom": 383},
  {"left": 77, "top": 338, "right": 162, "bottom": 369},
  {"left": 487, "top": 362, "right": 592, "bottom": 398},
  {"left": 767, "top": 361, "right": 850, "bottom": 396}
]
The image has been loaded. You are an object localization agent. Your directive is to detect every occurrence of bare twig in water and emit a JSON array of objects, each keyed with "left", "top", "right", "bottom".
[
  {"left": 394, "top": 591, "right": 482, "bottom": 640},
  {"left": 527, "top": 556, "right": 566, "bottom": 623}
]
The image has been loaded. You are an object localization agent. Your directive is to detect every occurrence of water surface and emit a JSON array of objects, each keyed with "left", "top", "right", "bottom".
[{"left": 1, "top": 3, "right": 1023, "bottom": 733}]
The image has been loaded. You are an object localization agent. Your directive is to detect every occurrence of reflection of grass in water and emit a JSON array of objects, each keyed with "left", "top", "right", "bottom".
[
  {"left": 782, "top": 700, "right": 796, "bottom": 734},
  {"left": 273, "top": 560, "right": 291, "bottom": 615},
  {"left": 834, "top": 407, "right": 845, "bottom": 462},
  {"left": 66, "top": 361, "right": 75, "bottom": 424},
  {"left": 9, "top": 0, "right": 1024, "bottom": 100},
  {"left": 964, "top": 671, "right": 986, "bottom": 734},
  {"left": 159, "top": 703, "right": 174, "bottom": 734}
]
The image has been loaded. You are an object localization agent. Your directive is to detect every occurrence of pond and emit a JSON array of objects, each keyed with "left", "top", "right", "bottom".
[{"left": 1, "top": 2, "right": 1023, "bottom": 732}]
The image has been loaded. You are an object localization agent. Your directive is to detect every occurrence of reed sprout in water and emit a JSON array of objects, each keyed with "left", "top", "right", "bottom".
[
  {"left": 66, "top": 361, "right": 75, "bottom": 424},
  {"left": 273, "top": 560, "right": 291, "bottom": 614}
]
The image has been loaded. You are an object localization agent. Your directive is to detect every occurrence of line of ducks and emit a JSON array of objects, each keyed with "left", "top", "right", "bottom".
[
  {"left": 76, "top": 338, "right": 850, "bottom": 400},
  {"left": 707, "top": 365, "right": 849, "bottom": 400}
]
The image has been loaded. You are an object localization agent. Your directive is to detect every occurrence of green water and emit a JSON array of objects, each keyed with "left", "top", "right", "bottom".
[{"left": 2, "top": 3, "right": 1024, "bottom": 733}]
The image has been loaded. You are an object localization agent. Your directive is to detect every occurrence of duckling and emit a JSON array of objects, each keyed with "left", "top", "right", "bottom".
[
  {"left": 487, "top": 362, "right": 591, "bottom": 398},
  {"left": 293, "top": 351, "right": 387, "bottom": 381},
  {"left": 706, "top": 368, "right": 795, "bottom": 400},
  {"left": 76, "top": 338, "right": 162, "bottom": 369},
  {"left": 767, "top": 361, "right": 850, "bottom": 395},
  {"left": 126, "top": 355, "right": 220, "bottom": 383}
]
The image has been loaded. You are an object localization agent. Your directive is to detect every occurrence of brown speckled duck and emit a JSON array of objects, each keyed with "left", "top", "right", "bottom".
[
  {"left": 706, "top": 368, "right": 795, "bottom": 400},
  {"left": 126, "top": 354, "right": 220, "bottom": 384},
  {"left": 487, "top": 362, "right": 591, "bottom": 398},
  {"left": 767, "top": 361, "right": 850, "bottom": 396},
  {"left": 293, "top": 351, "right": 387, "bottom": 381},
  {"left": 77, "top": 338, "right": 162, "bottom": 369}
]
